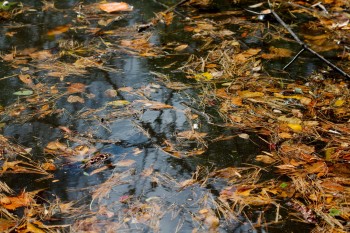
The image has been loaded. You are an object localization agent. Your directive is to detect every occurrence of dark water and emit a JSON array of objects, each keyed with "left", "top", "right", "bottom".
[{"left": 0, "top": 0, "right": 326, "bottom": 232}]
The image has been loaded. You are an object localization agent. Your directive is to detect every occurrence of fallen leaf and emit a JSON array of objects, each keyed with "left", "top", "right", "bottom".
[
  {"left": 42, "top": 162, "right": 56, "bottom": 171},
  {"left": 238, "top": 133, "right": 249, "bottom": 139},
  {"left": 105, "top": 89, "right": 118, "bottom": 97},
  {"left": 67, "top": 83, "right": 86, "bottom": 93},
  {"left": 135, "top": 100, "right": 173, "bottom": 109},
  {"left": 238, "top": 90, "right": 264, "bottom": 98},
  {"left": 177, "top": 130, "right": 207, "bottom": 140},
  {"left": 115, "top": 159, "right": 135, "bottom": 167},
  {"left": 107, "top": 100, "right": 130, "bottom": 106},
  {"left": 334, "top": 99, "right": 345, "bottom": 107},
  {"left": 256, "top": 155, "right": 276, "bottom": 164},
  {"left": 67, "top": 95, "right": 85, "bottom": 103},
  {"left": 174, "top": 44, "right": 188, "bottom": 51},
  {"left": 18, "top": 74, "right": 34, "bottom": 85},
  {"left": 29, "top": 50, "right": 53, "bottom": 60},
  {"left": 99, "top": 2, "right": 133, "bottom": 13},
  {"left": 0, "top": 192, "right": 33, "bottom": 210},
  {"left": 287, "top": 123, "right": 302, "bottom": 132},
  {"left": 47, "top": 25, "right": 70, "bottom": 36},
  {"left": 13, "top": 90, "right": 33, "bottom": 96}
]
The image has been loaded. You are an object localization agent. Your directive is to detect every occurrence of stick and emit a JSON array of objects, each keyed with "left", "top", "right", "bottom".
[
  {"left": 137, "top": 0, "right": 190, "bottom": 32},
  {"left": 270, "top": 8, "right": 350, "bottom": 79}
]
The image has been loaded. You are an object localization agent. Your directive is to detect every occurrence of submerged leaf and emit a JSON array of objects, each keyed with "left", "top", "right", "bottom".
[
  {"left": 115, "top": 159, "right": 135, "bottom": 167},
  {"left": 107, "top": 100, "right": 130, "bottom": 106},
  {"left": 13, "top": 90, "right": 33, "bottom": 96}
]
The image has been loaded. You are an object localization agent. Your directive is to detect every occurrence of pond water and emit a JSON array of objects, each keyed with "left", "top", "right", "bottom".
[{"left": 0, "top": 0, "right": 328, "bottom": 232}]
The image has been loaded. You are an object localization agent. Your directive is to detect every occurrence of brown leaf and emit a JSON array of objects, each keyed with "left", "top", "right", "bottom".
[
  {"left": 177, "top": 130, "right": 207, "bottom": 140},
  {"left": 67, "top": 95, "right": 85, "bottom": 103},
  {"left": 261, "top": 46, "right": 293, "bottom": 59},
  {"left": 18, "top": 74, "right": 34, "bottom": 85},
  {"left": 255, "top": 155, "right": 276, "bottom": 164},
  {"left": 67, "top": 83, "right": 86, "bottom": 93},
  {"left": 174, "top": 44, "right": 188, "bottom": 51},
  {"left": 135, "top": 100, "right": 173, "bottom": 109},
  {"left": 321, "top": 181, "right": 344, "bottom": 192},
  {"left": 29, "top": 50, "right": 53, "bottom": 60}
]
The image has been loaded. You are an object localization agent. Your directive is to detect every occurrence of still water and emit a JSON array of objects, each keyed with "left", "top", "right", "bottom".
[{"left": 0, "top": 0, "right": 319, "bottom": 232}]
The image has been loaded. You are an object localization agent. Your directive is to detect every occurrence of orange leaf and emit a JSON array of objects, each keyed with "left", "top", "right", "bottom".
[
  {"left": 18, "top": 74, "right": 34, "bottom": 85},
  {"left": 47, "top": 25, "right": 70, "bottom": 36},
  {"left": 99, "top": 2, "right": 133, "bottom": 13},
  {"left": 67, "top": 83, "right": 86, "bottom": 93},
  {"left": 0, "top": 192, "right": 33, "bottom": 210}
]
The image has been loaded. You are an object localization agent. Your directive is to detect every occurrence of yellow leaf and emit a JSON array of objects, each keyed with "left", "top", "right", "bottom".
[
  {"left": 287, "top": 123, "right": 302, "bottom": 132},
  {"left": 238, "top": 90, "right": 264, "bottom": 98},
  {"left": 194, "top": 72, "right": 213, "bottom": 81},
  {"left": 107, "top": 100, "right": 130, "bottom": 106},
  {"left": 334, "top": 99, "right": 345, "bottom": 107}
]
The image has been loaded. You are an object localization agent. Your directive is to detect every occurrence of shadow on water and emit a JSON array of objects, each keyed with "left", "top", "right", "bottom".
[{"left": 0, "top": 0, "right": 329, "bottom": 232}]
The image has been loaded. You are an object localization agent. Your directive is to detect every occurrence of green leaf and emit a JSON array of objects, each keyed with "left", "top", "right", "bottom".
[
  {"left": 83, "top": 172, "right": 90, "bottom": 176},
  {"left": 279, "top": 182, "right": 288, "bottom": 188},
  {"left": 329, "top": 208, "right": 341, "bottom": 216},
  {"left": 13, "top": 90, "right": 33, "bottom": 96}
]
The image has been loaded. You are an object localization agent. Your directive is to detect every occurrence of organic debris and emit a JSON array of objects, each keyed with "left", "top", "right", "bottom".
[{"left": 0, "top": 0, "right": 350, "bottom": 232}]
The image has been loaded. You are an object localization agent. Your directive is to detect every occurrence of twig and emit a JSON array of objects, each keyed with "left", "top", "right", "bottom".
[
  {"left": 269, "top": 7, "right": 350, "bottom": 79},
  {"left": 137, "top": 0, "right": 190, "bottom": 32},
  {"left": 283, "top": 48, "right": 304, "bottom": 70}
]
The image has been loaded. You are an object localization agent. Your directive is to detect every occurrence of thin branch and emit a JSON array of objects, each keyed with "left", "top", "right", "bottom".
[{"left": 270, "top": 8, "right": 350, "bottom": 79}]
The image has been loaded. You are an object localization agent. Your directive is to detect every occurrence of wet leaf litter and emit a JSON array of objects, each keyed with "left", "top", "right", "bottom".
[{"left": 0, "top": 0, "right": 349, "bottom": 232}]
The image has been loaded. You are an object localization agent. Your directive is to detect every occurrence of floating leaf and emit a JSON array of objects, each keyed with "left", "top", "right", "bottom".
[
  {"left": 334, "top": 99, "right": 345, "bottom": 107},
  {"left": 107, "top": 100, "right": 130, "bottom": 106},
  {"left": 174, "top": 44, "right": 188, "bottom": 51},
  {"left": 47, "top": 25, "right": 70, "bottom": 36},
  {"left": 67, "top": 95, "right": 85, "bottom": 103},
  {"left": 0, "top": 192, "right": 34, "bottom": 210},
  {"left": 256, "top": 155, "right": 276, "bottom": 164},
  {"left": 99, "top": 2, "right": 133, "bottom": 13},
  {"left": 287, "top": 123, "right": 302, "bottom": 132},
  {"left": 177, "top": 130, "right": 207, "bottom": 140},
  {"left": 280, "top": 182, "right": 288, "bottom": 188},
  {"left": 13, "top": 90, "right": 33, "bottom": 96},
  {"left": 18, "top": 74, "right": 33, "bottom": 85},
  {"left": 238, "top": 133, "right": 249, "bottom": 139},
  {"left": 67, "top": 83, "right": 86, "bottom": 93},
  {"left": 115, "top": 159, "right": 135, "bottom": 167},
  {"left": 238, "top": 90, "right": 264, "bottom": 98},
  {"left": 329, "top": 208, "right": 341, "bottom": 216},
  {"left": 135, "top": 100, "right": 173, "bottom": 109},
  {"left": 194, "top": 72, "right": 213, "bottom": 81}
]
